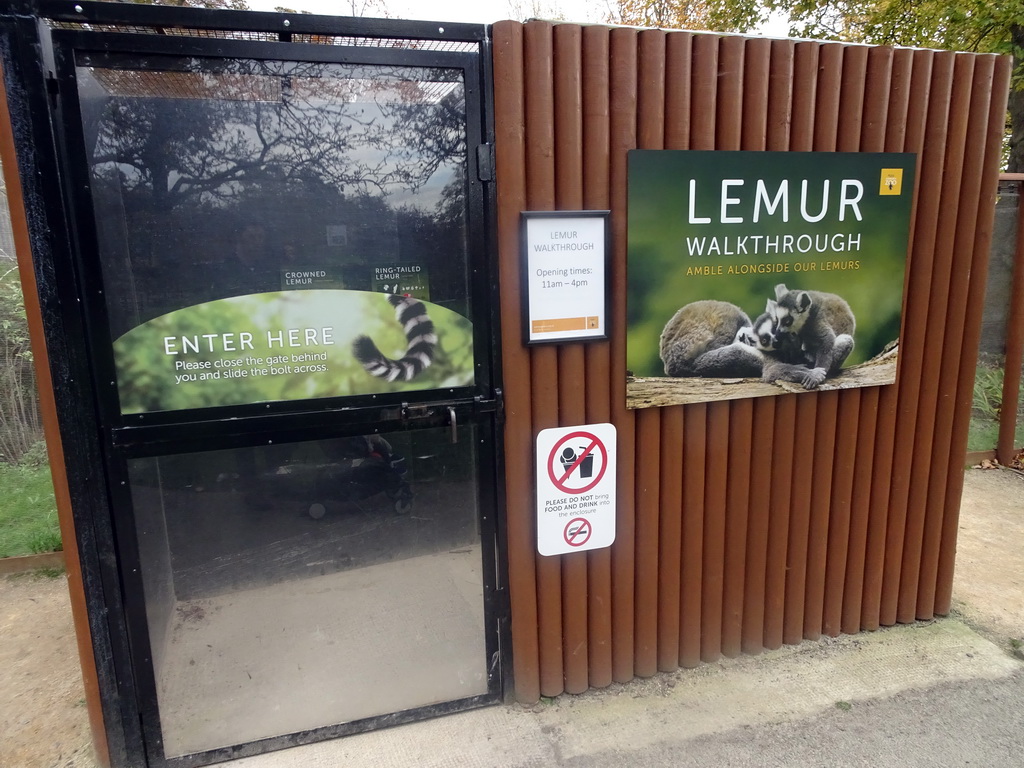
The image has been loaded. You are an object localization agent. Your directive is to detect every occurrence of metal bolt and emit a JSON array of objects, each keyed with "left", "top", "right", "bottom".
[
  {"left": 74, "top": 5, "right": 83, "bottom": 12},
  {"left": 283, "top": 19, "right": 290, "bottom": 27},
  {"left": 438, "top": 26, "right": 444, "bottom": 33}
]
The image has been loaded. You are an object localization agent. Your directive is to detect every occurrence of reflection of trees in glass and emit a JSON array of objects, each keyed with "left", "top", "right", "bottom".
[
  {"left": 80, "top": 57, "right": 473, "bottom": 335},
  {"left": 86, "top": 61, "right": 465, "bottom": 211}
]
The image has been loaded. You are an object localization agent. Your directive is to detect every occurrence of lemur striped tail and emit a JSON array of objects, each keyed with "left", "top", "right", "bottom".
[{"left": 353, "top": 294, "right": 437, "bottom": 382}]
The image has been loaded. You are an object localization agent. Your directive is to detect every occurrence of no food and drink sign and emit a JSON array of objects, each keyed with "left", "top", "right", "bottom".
[{"left": 536, "top": 423, "right": 617, "bottom": 556}]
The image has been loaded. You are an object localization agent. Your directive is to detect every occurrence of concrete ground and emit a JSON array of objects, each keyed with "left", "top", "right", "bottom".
[{"left": 1, "top": 466, "right": 1021, "bottom": 768}]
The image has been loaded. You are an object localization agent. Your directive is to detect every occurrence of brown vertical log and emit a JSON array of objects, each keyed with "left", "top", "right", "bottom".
[
  {"left": 0, "top": 61, "right": 111, "bottom": 768},
  {"left": 716, "top": 34, "right": 751, "bottom": 660},
  {"left": 821, "top": 44, "right": 867, "bottom": 638},
  {"left": 679, "top": 402, "right": 706, "bottom": 667},
  {"left": 492, "top": 20, "right": 541, "bottom": 703},
  {"left": 862, "top": 47, "right": 926, "bottom": 630},
  {"left": 552, "top": 23, "right": 590, "bottom": 694},
  {"left": 936, "top": 54, "right": 1013, "bottom": 614},
  {"left": 897, "top": 53, "right": 974, "bottom": 623},
  {"left": 881, "top": 51, "right": 955, "bottom": 626},
  {"left": 802, "top": 43, "right": 843, "bottom": 642},
  {"left": 917, "top": 54, "right": 994, "bottom": 618},
  {"left": 687, "top": 33, "right": 725, "bottom": 663},
  {"left": 657, "top": 30, "right": 693, "bottom": 673},
  {"left": 633, "top": 29, "right": 667, "bottom": 679},
  {"left": 678, "top": 31, "right": 717, "bottom": 671},
  {"left": 524, "top": 20, "right": 565, "bottom": 696},
  {"left": 581, "top": 23, "right": 614, "bottom": 690},
  {"left": 657, "top": 405, "right": 684, "bottom": 671},
  {"left": 782, "top": 41, "right": 820, "bottom": 646},
  {"left": 739, "top": 37, "right": 773, "bottom": 657},
  {"left": 842, "top": 46, "right": 893, "bottom": 635},
  {"left": 608, "top": 26, "right": 639, "bottom": 683},
  {"left": 762, "top": 39, "right": 797, "bottom": 652}
]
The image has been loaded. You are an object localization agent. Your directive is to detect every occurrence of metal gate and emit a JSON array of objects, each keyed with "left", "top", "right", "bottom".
[{"left": 0, "top": 3, "right": 508, "bottom": 766}]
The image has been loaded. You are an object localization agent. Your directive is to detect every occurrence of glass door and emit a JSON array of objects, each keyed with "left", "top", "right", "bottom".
[{"left": 52, "top": 29, "right": 502, "bottom": 767}]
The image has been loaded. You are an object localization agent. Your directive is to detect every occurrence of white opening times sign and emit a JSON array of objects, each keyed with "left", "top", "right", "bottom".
[
  {"left": 522, "top": 212, "right": 609, "bottom": 344},
  {"left": 536, "top": 423, "right": 617, "bottom": 556}
]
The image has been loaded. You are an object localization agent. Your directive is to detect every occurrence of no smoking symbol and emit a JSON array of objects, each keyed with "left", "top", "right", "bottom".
[
  {"left": 547, "top": 430, "right": 608, "bottom": 494},
  {"left": 564, "top": 517, "right": 592, "bottom": 547}
]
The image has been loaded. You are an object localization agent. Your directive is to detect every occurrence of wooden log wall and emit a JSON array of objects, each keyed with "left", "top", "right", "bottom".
[{"left": 492, "top": 21, "right": 1011, "bottom": 703}]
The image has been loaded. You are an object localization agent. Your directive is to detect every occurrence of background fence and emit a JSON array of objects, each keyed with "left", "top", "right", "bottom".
[{"left": 493, "top": 20, "right": 1011, "bottom": 702}]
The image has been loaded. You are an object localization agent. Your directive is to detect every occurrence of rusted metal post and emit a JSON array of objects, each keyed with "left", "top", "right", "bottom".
[{"left": 997, "top": 177, "right": 1024, "bottom": 464}]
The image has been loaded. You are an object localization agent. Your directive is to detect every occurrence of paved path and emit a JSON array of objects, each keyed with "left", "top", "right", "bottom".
[{"left": 1, "top": 467, "right": 1021, "bottom": 768}]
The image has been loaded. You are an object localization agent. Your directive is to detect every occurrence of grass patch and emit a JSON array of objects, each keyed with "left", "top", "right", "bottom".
[
  {"left": 0, "top": 462, "right": 61, "bottom": 559},
  {"left": 968, "top": 359, "right": 1024, "bottom": 453}
]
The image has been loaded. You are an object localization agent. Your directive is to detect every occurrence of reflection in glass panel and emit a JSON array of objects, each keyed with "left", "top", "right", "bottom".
[
  {"left": 129, "top": 428, "right": 486, "bottom": 757},
  {"left": 76, "top": 56, "right": 470, "bottom": 339}
]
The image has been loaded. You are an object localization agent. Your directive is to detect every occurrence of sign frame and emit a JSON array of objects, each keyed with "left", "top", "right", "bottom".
[{"left": 520, "top": 210, "right": 611, "bottom": 346}]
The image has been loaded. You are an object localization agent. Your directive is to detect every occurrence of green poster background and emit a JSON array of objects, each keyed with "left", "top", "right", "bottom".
[
  {"left": 113, "top": 290, "right": 474, "bottom": 414},
  {"left": 627, "top": 150, "right": 915, "bottom": 401}
]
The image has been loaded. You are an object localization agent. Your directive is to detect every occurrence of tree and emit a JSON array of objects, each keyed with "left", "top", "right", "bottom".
[
  {"left": 604, "top": 0, "right": 762, "bottom": 33},
  {"left": 765, "top": 0, "right": 1024, "bottom": 170},
  {"left": 607, "top": 0, "right": 1023, "bottom": 169}
]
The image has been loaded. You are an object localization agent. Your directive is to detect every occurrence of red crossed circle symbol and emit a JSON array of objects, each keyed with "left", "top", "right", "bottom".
[{"left": 547, "top": 431, "right": 608, "bottom": 494}]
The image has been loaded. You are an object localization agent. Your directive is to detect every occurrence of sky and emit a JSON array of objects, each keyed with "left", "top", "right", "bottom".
[{"left": 244, "top": 0, "right": 790, "bottom": 35}]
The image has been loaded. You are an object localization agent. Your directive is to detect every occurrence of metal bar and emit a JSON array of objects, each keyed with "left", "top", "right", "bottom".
[
  {"left": 997, "top": 178, "right": 1024, "bottom": 463},
  {"left": 40, "top": 0, "right": 487, "bottom": 42},
  {"left": 0, "top": 46, "right": 112, "bottom": 767}
]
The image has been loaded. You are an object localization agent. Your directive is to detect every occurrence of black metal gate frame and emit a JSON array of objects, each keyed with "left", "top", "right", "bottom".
[{"left": 0, "top": 2, "right": 510, "bottom": 766}]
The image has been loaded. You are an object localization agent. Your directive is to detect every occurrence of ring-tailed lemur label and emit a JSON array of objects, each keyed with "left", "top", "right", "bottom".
[{"left": 626, "top": 150, "right": 915, "bottom": 409}]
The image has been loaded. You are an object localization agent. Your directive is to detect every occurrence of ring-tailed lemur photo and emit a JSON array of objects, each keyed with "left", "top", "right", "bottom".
[
  {"left": 747, "top": 304, "right": 828, "bottom": 390},
  {"left": 659, "top": 300, "right": 764, "bottom": 378},
  {"left": 352, "top": 294, "right": 438, "bottom": 382},
  {"left": 769, "top": 283, "right": 856, "bottom": 377}
]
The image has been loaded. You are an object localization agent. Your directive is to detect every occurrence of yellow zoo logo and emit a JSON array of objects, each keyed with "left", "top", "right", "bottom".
[{"left": 880, "top": 168, "right": 904, "bottom": 195}]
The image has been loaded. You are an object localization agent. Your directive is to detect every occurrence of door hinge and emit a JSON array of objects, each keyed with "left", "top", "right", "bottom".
[{"left": 476, "top": 143, "right": 495, "bottom": 182}]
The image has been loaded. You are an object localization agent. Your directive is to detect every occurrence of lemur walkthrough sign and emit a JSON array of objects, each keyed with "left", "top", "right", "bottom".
[
  {"left": 625, "top": 150, "right": 915, "bottom": 409},
  {"left": 536, "top": 423, "right": 617, "bottom": 556}
]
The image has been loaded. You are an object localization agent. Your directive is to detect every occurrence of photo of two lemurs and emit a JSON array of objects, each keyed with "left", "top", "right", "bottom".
[{"left": 658, "top": 285, "right": 855, "bottom": 390}]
